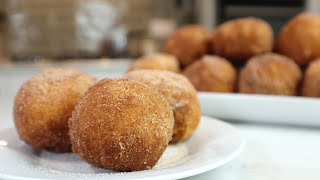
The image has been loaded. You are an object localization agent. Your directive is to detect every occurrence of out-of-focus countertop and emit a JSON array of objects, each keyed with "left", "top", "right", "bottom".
[
  {"left": 0, "top": 58, "right": 129, "bottom": 76},
  {"left": 1, "top": 60, "right": 320, "bottom": 180}
]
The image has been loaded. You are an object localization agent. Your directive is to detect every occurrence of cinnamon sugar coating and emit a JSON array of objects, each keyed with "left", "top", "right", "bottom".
[
  {"left": 127, "top": 53, "right": 180, "bottom": 73},
  {"left": 277, "top": 13, "right": 320, "bottom": 65},
  {"left": 125, "top": 70, "right": 201, "bottom": 142},
  {"left": 213, "top": 17, "right": 273, "bottom": 61},
  {"left": 239, "top": 53, "right": 302, "bottom": 95},
  {"left": 69, "top": 78, "right": 174, "bottom": 171},
  {"left": 183, "top": 55, "right": 237, "bottom": 92},
  {"left": 14, "top": 68, "right": 96, "bottom": 152},
  {"left": 165, "top": 24, "right": 211, "bottom": 67},
  {"left": 302, "top": 59, "right": 320, "bottom": 97}
]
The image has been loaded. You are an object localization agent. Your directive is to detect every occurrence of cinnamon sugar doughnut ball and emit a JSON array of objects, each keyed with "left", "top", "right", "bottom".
[
  {"left": 69, "top": 78, "right": 174, "bottom": 171},
  {"left": 277, "top": 13, "right": 320, "bottom": 65},
  {"left": 125, "top": 70, "right": 201, "bottom": 142},
  {"left": 183, "top": 55, "right": 237, "bottom": 92},
  {"left": 213, "top": 17, "right": 273, "bottom": 61},
  {"left": 239, "top": 53, "right": 302, "bottom": 95},
  {"left": 165, "top": 24, "right": 211, "bottom": 67},
  {"left": 13, "top": 68, "right": 96, "bottom": 152},
  {"left": 302, "top": 59, "right": 320, "bottom": 97},
  {"left": 127, "top": 53, "right": 180, "bottom": 73}
]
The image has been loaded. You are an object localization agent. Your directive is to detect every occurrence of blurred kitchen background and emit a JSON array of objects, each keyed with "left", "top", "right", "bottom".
[{"left": 0, "top": 0, "right": 319, "bottom": 64}]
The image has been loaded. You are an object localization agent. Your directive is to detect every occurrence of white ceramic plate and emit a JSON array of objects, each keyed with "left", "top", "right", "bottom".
[
  {"left": 200, "top": 92, "right": 320, "bottom": 127},
  {"left": 0, "top": 116, "right": 244, "bottom": 180}
]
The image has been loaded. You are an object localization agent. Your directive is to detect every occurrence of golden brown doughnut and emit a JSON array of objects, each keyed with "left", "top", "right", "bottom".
[
  {"left": 164, "top": 24, "right": 211, "bottom": 67},
  {"left": 302, "top": 59, "right": 320, "bottom": 97},
  {"left": 127, "top": 53, "right": 180, "bottom": 73},
  {"left": 13, "top": 68, "right": 96, "bottom": 152},
  {"left": 183, "top": 55, "right": 237, "bottom": 92},
  {"left": 69, "top": 78, "right": 174, "bottom": 171},
  {"left": 125, "top": 70, "right": 201, "bottom": 142},
  {"left": 239, "top": 53, "right": 302, "bottom": 95},
  {"left": 277, "top": 13, "right": 320, "bottom": 65},
  {"left": 213, "top": 17, "right": 273, "bottom": 61}
]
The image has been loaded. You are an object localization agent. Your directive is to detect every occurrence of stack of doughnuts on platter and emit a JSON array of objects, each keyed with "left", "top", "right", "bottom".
[{"left": 128, "top": 13, "right": 320, "bottom": 97}]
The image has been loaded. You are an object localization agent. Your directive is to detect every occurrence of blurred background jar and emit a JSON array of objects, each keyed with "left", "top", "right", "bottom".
[{"left": 4, "top": 0, "right": 127, "bottom": 61}]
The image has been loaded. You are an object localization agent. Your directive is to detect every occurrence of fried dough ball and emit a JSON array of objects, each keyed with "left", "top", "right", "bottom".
[
  {"left": 125, "top": 70, "right": 201, "bottom": 142},
  {"left": 127, "top": 53, "right": 180, "bottom": 73},
  {"left": 213, "top": 17, "right": 273, "bottom": 61},
  {"left": 302, "top": 59, "right": 320, "bottom": 97},
  {"left": 183, "top": 55, "right": 237, "bottom": 92},
  {"left": 13, "top": 68, "right": 96, "bottom": 152},
  {"left": 277, "top": 13, "right": 320, "bottom": 65},
  {"left": 239, "top": 53, "right": 302, "bottom": 95},
  {"left": 69, "top": 78, "right": 174, "bottom": 171},
  {"left": 164, "top": 24, "right": 211, "bottom": 67}
]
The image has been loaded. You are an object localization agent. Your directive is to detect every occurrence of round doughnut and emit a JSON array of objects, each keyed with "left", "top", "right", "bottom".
[
  {"left": 302, "top": 59, "right": 320, "bottom": 97},
  {"left": 125, "top": 70, "right": 201, "bottom": 142},
  {"left": 164, "top": 24, "right": 211, "bottom": 67},
  {"left": 213, "top": 17, "right": 273, "bottom": 61},
  {"left": 277, "top": 13, "right": 320, "bottom": 65},
  {"left": 13, "top": 68, "right": 96, "bottom": 152},
  {"left": 239, "top": 53, "right": 302, "bottom": 95},
  {"left": 127, "top": 53, "right": 180, "bottom": 73},
  {"left": 183, "top": 55, "right": 237, "bottom": 92},
  {"left": 69, "top": 78, "right": 174, "bottom": 171}
]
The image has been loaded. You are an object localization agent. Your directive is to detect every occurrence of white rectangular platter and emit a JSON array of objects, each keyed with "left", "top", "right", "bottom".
[{"left": 199, "top": 92, "right": 320, "bottom": 127}]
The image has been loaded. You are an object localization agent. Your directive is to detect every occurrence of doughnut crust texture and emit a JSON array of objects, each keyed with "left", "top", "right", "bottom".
[
  {"left": 213, "top": 17, "right": 273, "bottom": 61},
  {"left": 302, "top": 59, "right": 320, "bottom": 97},
  {"left": 127, "top": 53, "right": 180, "bottom": 73},
  {"left": 183, "top": 55, "right": 237, "bottom": 92},
  {"left": 14, "top": 68, "right": 96, "bottom": 152},
  {"left": 69, "top": 78, "right": 174, "bottom": 171},
  {"left": 125, "top": 70, "right": 201, "bottom": 142},
  {"left": 165, "top": 24, "right": 211, "bottom": 67},
  {"left": 239, "top": 53, "right": 302, "bottom": 95},
  {"left": 277, "top": 13, "right": 320, "bottom": 65}
]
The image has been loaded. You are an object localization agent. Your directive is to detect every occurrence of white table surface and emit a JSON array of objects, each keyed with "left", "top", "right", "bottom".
[{"left": 1, "top": 61, "right": 320, "bottom": 180}]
